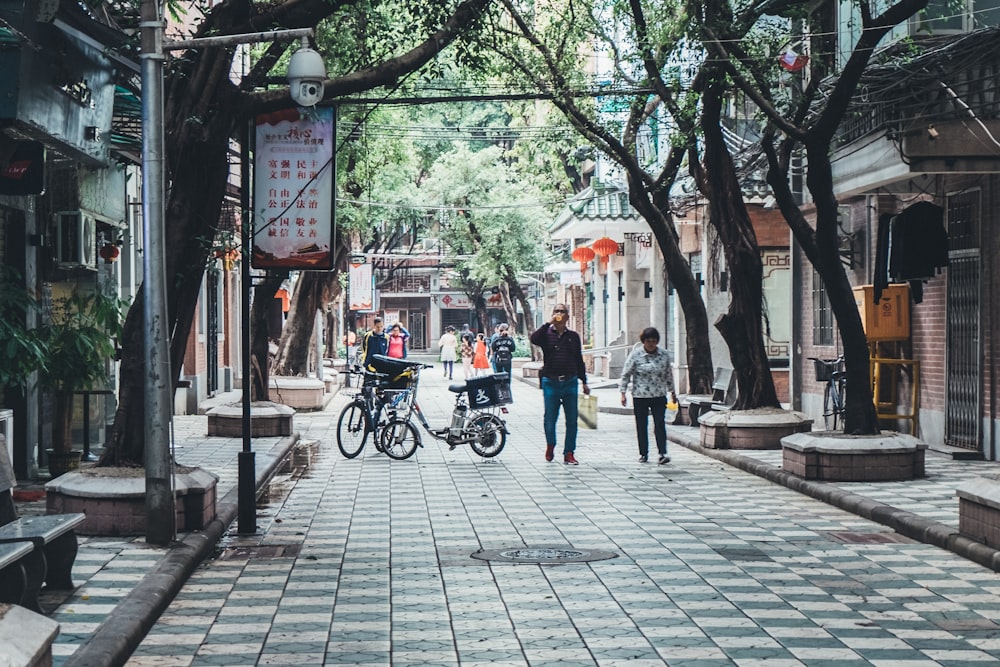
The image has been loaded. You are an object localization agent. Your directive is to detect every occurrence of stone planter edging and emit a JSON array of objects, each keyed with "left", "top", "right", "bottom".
[
  {"left": 207, "top": 401, "right": 295, "bottom": 437},
  {"left": 698, "top": 408, "right": 813, "bottom": 449},
  {"left": 666, "top": 428, "right": 1000, "bottom": 573},
  {"left": 781, "top": 431, "right": 927, "bottom": 481}
]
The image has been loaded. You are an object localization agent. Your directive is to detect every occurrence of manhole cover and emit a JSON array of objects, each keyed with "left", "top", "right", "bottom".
[{"left": 471, "top": 546, "right": 617, "bottom": 564}]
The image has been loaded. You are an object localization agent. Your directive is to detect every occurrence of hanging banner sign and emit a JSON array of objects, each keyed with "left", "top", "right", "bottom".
[
  {"left": 348, "top": 260, "right": 374, "bottom": 311},
  {"left": 253, "top": 107, "right": 335, "bottom": 270}
]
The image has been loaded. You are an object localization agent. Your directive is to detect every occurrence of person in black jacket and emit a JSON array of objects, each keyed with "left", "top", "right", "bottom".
[
  {"left": 490, "top": 323, "right": 517, "bottom": 385},
  {"left": 529, "top": 304, "right": 590, "bottom": 465}
]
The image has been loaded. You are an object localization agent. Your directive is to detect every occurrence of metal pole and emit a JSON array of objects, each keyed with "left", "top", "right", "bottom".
[
  {"left": 140, "top": 0, "right": 175, "bottom": 545},
  {"left": 238, "top": 120, "right": 256, "bottom": 534}
]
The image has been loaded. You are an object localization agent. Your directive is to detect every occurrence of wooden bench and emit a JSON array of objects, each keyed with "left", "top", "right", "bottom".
[
  {"left": 682, "top": 367, "right": 736, "bottom": 424},
  {"left": 0, "top": 441, "right": 86, "bottom": 613}
]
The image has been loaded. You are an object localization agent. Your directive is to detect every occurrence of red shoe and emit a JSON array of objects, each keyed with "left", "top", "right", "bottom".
[
  {"left": 545, "top": 445, "right": 555, "bottom": 462},
  {"left": 564, "top": 452, "right": 579, "bottom": 465}
]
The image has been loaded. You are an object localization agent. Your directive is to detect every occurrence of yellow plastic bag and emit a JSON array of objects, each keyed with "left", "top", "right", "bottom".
[
  {"left": 578, "top": 394, "right": 598, "bottom": 429},
  {"left": 665, "top": 398, "right": 680, "bottom": 425}
]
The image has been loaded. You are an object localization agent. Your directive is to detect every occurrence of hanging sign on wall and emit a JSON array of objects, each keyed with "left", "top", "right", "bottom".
[{"left": 253, "top": 107, "right": 336, "bottom": 270}]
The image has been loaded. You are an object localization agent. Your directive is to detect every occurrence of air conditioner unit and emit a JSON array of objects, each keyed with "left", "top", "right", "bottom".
[
  {"left": 422, "top": 237, "right": 439, "bottom": 252},
  {"left": 54, "top": 211, "right": 97, "bottom": 269}
]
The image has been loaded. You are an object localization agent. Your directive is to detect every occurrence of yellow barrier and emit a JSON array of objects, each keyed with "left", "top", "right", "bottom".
[{"left": 870, "top": 356, "right": 920, "bottom": 435}]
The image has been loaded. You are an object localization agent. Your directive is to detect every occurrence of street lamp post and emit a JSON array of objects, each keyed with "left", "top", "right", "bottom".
[
  {"left": 139, "top": 0, "right": 173, "bottom": 546},
  {"left": 139, "top": 0, "right": 315, "bottom": 541}
]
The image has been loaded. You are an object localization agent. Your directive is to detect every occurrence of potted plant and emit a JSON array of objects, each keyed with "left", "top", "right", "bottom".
[{"left": 39, "top": 287, "right": 124, "bottom": 476}]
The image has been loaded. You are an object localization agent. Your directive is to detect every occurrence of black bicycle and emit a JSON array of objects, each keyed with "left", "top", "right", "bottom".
[
  {"left": 337, "top": 356, "right": 431, "bottom": 460},
  {"left": 811, "top": 356, "right": 846, "bottom": 430}
]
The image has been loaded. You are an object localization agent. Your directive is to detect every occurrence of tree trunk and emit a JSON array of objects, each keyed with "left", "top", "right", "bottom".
[
  {"left": 274, "top": 272, "right": 332, "bottom": 376},
  {"left": 508, "top": 279, "right": 534, "bottom": 335},
  {"left": 699, "top": 78, "right": 780, "bottom": 410},
  {"left": 625, "top": 178, "right": 715, "bottom": 395},
  {"left": 475, "top": 296, "right": 489, "bottom": 333},
  {"left": 97, "top": 0, "right": 491, "bottom": 467},
  {"left": 51, "top": 391, "right": 74, "bottom": 455},
  {"left": 498, "top": 281, "right": 517, "bottom": 328},
  {"left": 806, "top": 143, "right": 878, "bottom": 434},
  {"left": 250, "top": 275, "right": 284, "bottom": 401}
]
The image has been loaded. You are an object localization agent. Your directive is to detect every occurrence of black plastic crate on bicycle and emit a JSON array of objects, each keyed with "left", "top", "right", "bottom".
[
  {"left": 464, "top": 374, "right": 513, "bottom": 408},
  {"left": 368, "top": 355, "right": 417, "bottom": 389}
]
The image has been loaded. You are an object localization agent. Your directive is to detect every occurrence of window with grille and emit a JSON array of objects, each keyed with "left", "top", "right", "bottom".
[{"left": 812, "top": 269, "right": 834, "bottom": 346}]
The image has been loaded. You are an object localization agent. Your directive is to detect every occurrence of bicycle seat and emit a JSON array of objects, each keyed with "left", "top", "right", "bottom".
[{"left": 448, "top": 382, "right": 468, "bottom": 393}]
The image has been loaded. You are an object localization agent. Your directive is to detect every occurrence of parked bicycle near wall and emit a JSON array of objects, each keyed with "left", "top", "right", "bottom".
[{"left": 810, "top": 356, "right": 846, "bottom": 430}]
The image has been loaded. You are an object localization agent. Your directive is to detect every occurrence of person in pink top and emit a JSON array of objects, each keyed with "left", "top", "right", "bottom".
[{"left": 386, "top": 323, "right": 410, "bottom": 358}]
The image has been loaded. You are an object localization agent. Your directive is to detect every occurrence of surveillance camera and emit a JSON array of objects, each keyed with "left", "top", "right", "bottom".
[
  {"left": 291, "top": 80, "right": 324, "bottom": 107},
  {"left": 287, "top": 38, "right": 327, "bottom": 108}
]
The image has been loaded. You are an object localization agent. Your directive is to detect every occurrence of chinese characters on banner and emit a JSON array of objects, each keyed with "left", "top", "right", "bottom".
[
  {"left": 253, "top": 107, "right": 335, "bottom": 269},
  {"left": 348, "top": 259, "right": 374, "bottom": 311}
]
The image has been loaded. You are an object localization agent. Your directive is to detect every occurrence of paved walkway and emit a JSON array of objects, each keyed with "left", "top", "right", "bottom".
[{"left": 20, "top": 362, "right": 1000, "bottom": 666}]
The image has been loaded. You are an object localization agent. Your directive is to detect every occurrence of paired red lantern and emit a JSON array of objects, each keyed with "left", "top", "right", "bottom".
[
  {"left": 99, "top": 243, "right": 120, "bottom": 263},
  {"left": 571, "top": 246, "right": 595, "bottom": 263},
  {"left": 591, "top": 236, "right": 619, "bottom": 260}
]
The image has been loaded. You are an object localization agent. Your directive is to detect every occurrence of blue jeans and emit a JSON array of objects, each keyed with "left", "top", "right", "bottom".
[{"left": 542, "top": 377, "right": 579, "bottom": 454}]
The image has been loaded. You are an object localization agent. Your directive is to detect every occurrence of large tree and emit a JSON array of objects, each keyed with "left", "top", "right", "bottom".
[
  {"left": 100, "top": 0, "right": 492, "bottom": 466},
  {"left": 422, "top": 144, "right": 549, "bottom": 333},
  {"left": 700, "top": 0, "right": 928, "bottom": 433},
  {"left": 490, "top": 0, "right": 717, "bottom": 394}
]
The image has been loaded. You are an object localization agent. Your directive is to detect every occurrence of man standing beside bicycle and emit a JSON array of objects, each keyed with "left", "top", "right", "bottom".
[
  {"left": 530, "top": 304, "right": 590, "bottom": 465},
  {"left": 359, "top": 317, "right": 389, "bottom": 370}
]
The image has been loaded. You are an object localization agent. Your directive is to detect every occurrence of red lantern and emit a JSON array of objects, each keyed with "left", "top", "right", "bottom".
[
  {"left": 571, "top": 246, "right": 596, "bottom": 263},
  {"left": 591, "top": 236, "right": 619, "bottom": 259},
  {"left": 99, "top": 243, "right": 120, "bottom": 263}
]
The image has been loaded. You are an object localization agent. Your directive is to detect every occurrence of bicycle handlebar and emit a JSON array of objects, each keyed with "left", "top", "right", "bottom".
[
  {"left": 808, "top": 356, "right": 844, "bottom": 367},
  {"left": 346, "top": 365, "right": 389, "bottom": 378}
]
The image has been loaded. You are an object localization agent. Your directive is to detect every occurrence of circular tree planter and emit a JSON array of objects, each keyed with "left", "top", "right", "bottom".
[
  {"left": 781, "top": 431, "right": 928, "bottom": 481},
  {"left": 699, "top": 408, "right": 813, "bottom": 449}
]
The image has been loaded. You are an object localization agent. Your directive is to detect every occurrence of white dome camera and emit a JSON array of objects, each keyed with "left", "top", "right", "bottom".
[{"left": 288, "top": 38, "right": 326, "bottom": 108}]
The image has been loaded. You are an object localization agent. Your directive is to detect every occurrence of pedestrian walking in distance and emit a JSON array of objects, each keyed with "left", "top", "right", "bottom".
[
  {"left": 619, "top": 327, "right": 675, "bottom": 464},
  {"left": 490, "top": 323, "right": 516, "bottom": 384},
  {"left": 530, "top": 303, "right": 589, "bottom": 465},
  {"left": 472, "top": 332, "right": 491, "bottom": 377},
  {"left": 438, "top": 326, "right": 458, "bottom": 380}
]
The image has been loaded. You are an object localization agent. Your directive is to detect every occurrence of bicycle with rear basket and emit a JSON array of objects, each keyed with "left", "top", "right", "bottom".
[
  {"left": 810, "top": 355, "right": 846, "bottom": 430},
  {"left": 378, "top": 363, "right": 512, "bottom": 459}
]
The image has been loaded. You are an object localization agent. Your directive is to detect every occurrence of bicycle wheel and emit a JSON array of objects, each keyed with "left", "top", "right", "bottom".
[
  {"left": 469, "top": 413, "right": 506, "bottom": 458},
  {"left": 834, "top": 377, "right": 847, "bottom": 430},
  {"left": 337, "top": 401, "right": 370, "bottom": 458},
  {"left": 823, "top": 382, "right": 839, "bottom": 431},
  {"left": 379, "top": 418, "right": 419, "bottom": 460}
]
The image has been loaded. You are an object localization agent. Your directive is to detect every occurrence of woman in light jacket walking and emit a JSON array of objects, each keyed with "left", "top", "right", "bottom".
[{"left": 619, "top": 327, "right": 676, "bottom": 464}]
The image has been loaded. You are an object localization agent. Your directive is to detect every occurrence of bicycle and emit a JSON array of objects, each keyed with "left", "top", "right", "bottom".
[
  {"left": 336, "top": 359, "right": 424, "bottom": 460},
  {"left": 810, "top": 356, "right": 846, "bottom": 430},
  {"left": 379, "top": 363, "right": 511, "bottom": 458}
]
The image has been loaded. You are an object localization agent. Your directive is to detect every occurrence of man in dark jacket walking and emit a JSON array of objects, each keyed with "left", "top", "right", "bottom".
[{"left": 529, "top": 304, "right": 589, "bottom": 465}]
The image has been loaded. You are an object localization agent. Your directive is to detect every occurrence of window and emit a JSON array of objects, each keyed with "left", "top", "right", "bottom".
[{"left": 812, "top": 270, "right": 834, "bottom": 346}]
